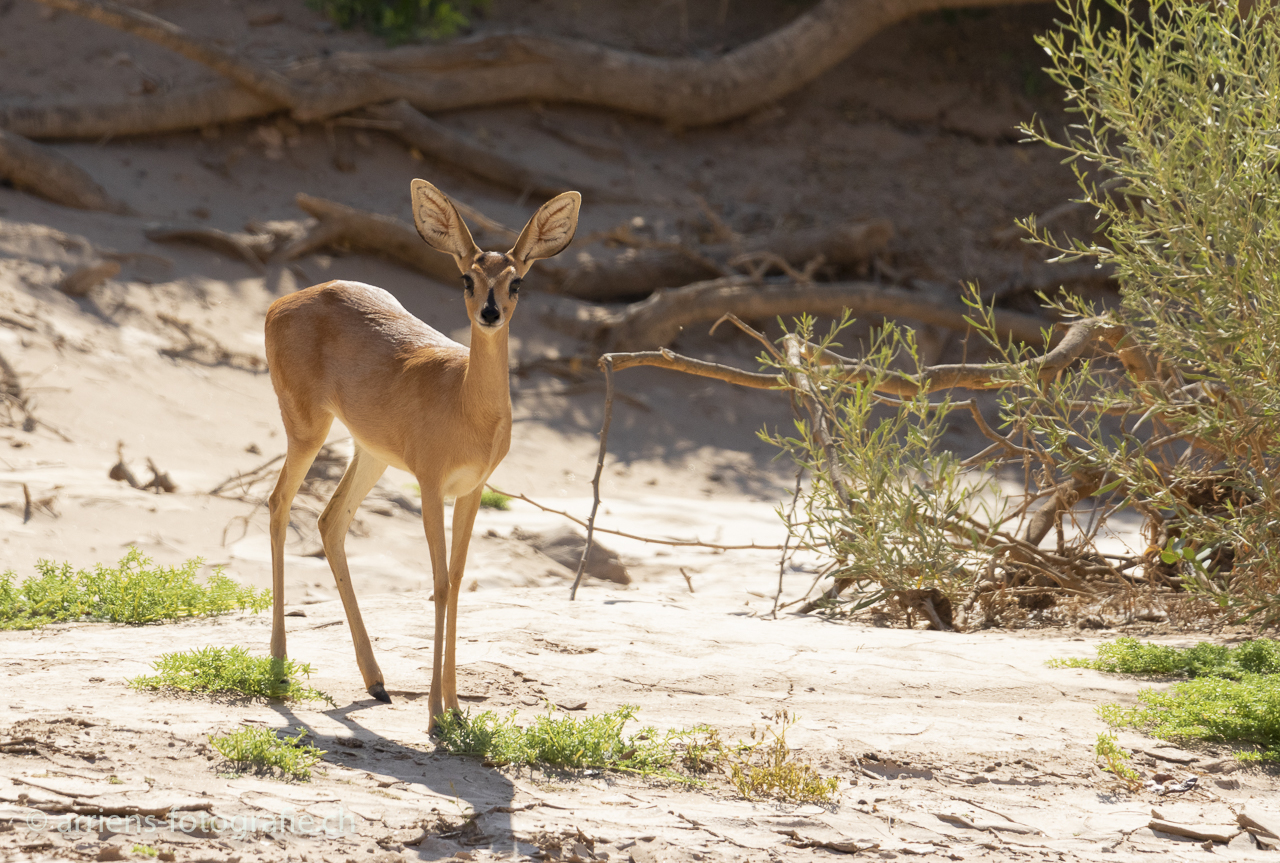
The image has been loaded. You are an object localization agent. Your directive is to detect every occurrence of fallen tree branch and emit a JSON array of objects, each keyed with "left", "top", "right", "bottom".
[
  {"left": 0, "top": 128, "right": 129, "bottom": 213},
  {"left": 602, "top": 316, "right": 1122, "bottom": 398},
  {"left": 368, "top": 100, "right": 617, "bottom": 200},
  {"left": 57, "top": 260, "right": 121, "bottom": 297},
  {"left": 539, "top": 219, "right": 892, "bottom": 302},
  {"left": 560, "top": 275, "right": 1052, "bottom": 351},
  {"left": 15, "top": 0, "right": 1051, "bottom": 139},
  {"left": 144, "top": 224, "right": 273, "bottom": 272},
  {"left": 282, "top": 193, "right": 460, "bottom": 285},
  {"left": 34, "top": 0, "right": 296, "bottom": 107}
]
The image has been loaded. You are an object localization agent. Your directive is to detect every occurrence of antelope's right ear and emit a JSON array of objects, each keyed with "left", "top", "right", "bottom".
[{"left": 410, "top": 179, "right": 480, "bottom": 272}]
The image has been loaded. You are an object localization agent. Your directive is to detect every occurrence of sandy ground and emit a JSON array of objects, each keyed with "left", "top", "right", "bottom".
[{"left": 2, "top": 1, "right": 1278, "bottom": 861}]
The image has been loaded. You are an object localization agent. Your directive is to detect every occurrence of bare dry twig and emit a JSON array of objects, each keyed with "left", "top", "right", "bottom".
[{"left": 569, "top": 357, "right": 615, "bottom": 600}]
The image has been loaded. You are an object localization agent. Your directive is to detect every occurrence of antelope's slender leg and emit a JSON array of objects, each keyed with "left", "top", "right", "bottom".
[
  {"left": 267, "top": 417, "right": 332, "bottom": 660},
  {"left": 442, "top": 487, "right": 483, "bottom": 712},
  {"left": 317, "top": 443, "right": 390, "bottom": 700},
  {"left": 418, "top": 487, "right": 451, "bottom": 726}
]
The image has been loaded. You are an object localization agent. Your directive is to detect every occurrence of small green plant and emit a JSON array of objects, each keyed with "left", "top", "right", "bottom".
[
  {"left": 129, "top": 646, "right": 334, "bottom": 705},
  {"left": 719, "top": 719, "right": 840, "bottom": 804},
  {"left": 480, "top": 489, "right": 510, "bottom": 510},
  {"left": 1094, "top": 733, "right": 1143, "bottom": 791},
  {"left": 0, "top": 549, "right": 269, "bottom": 630},
  {"left": 1052, "top": 637, "right": 1280, "bottom": 679},
  {"left": 308, "top": 0, "right": 488, "bottom": 43},
  {"left": 435, "top": 705, "right": 839, "bottom": 803},
  {"left": 210, "top": 726, "right": 326, "bottom": 780},
  {"left": 131, "top": 845, "right": 158, "bottom": 858}
]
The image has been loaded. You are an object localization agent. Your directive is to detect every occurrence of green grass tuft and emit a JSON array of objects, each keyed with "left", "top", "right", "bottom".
[
  {"left": 479, "top": 489, "right": 511, "bottom": 510},
  {"left": 210, "top": 726, "right": 326, "bottom": 780},
  {"left": 434, "top": 704, "right": 681, "bottom": 774},
  {"left": 1050, "top": 637, "right": 1280, "bottom": 679},
  {"left": 1054, "top": 638, "right": 1280, "bottom": 761},
  {"left": 0, "top": 549, "right": 269, "bottom": 630},
  {"left": 129, "top": 646, "right": 334, "bottom": 705},
  {"left": 434, "top": 705, "right": 839, "bottom": 803}
]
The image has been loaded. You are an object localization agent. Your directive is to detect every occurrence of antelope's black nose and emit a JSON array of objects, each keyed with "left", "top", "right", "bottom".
[{"left": 480, "top": 305, "right": 501, "bottom": 325}]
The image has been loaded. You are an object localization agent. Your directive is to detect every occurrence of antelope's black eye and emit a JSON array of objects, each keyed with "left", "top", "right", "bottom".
[
  {"left": 510, "top": 277, "right": 522, "bottom": 295},
  {"left": 461, "top": 274, "right": 474, "bottom": 295}
]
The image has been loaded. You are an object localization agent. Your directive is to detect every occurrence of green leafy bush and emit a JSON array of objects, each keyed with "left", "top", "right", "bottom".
[
  {"left": 1018, "top": 0, "right": 1280, "bottom": 623},
  {"left": 308, "top": 0, "right": 488, "bottom": 43},
  {"left": 210, "top": 726, "right": 326, "bottom": 780},
  {"left": 1095, "top": 732, "right": 1142, "bottom": 790},
  {"left": 0, "top": 549, "right": 269, "bottom": 630},
  {"left": 130, "top": 646, "right": 334, "bottom": 705},
  {"left": 762, "top": 316, "right": 1006, "bottom": 615},
  {"left": 757, "top": 0, "right": 1280, "bottom": 628}
]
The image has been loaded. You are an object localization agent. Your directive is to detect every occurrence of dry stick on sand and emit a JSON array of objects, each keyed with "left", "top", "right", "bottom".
[
  {"left": 488, "top": 488, "right": 788, "bottom": 551},
  {"left": 17, "top": 0, "right": 1050, "bottom": 139},
  {"left": 569, "top": 357, "right": 615, "bottom": 600}
]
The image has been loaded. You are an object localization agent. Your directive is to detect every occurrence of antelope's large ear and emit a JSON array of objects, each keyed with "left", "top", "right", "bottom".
[
  {"left": 410, "top": 179, "right": 480, "bottom": 272},
  {"left": 509, "top": 191, "right": 581, "bottom": 274}
]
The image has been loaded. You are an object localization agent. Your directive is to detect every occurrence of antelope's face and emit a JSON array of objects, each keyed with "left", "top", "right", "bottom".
[{"left": 462, "top": 251, "right": 521, "bottom": 332}]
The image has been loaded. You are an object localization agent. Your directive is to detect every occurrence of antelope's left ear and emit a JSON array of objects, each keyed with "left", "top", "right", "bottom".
[{"left": 509, "top": 191, "right": 581, "bottom": 274}]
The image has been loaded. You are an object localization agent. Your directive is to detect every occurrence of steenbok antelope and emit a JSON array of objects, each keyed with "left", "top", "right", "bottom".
[{"left": 264, "top": 179, "right": 580, "bottom": 723}]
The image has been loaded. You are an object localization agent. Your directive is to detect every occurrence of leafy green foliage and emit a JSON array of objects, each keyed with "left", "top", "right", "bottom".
[
  {"left": 1052, "top": 637, "right": 1280, "bottom": 678},
  {"left": 0, "top": 549, "right": 270, "bottom": 630},
  {"left": 210, "top": 726, "right": 326, "bottom": 780},
  {"left": 434, "top": 706, "right": 839, "bottom": 803},
  {"left": 308, "top": 0, "right": 488, "bottom": 43},
  {"left": 129, "top": 646, "right": 334, "bottom": 705},
  {"left": 480, "top": 489, "right": 511, "bottom": 510}
]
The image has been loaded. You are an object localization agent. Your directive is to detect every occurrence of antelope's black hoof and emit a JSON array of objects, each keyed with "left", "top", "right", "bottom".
[{"left": 369, "top": 682, "right": 391, "bottom": 703}]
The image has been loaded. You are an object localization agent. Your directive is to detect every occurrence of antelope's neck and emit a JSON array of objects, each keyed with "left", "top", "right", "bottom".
[{"left": 461, "top": 322, "right": 512, "bottom": 422}]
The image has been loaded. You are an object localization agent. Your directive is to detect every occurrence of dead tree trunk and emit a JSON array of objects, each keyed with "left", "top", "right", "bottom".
[{"left": 12, "top": 0, "right": 1051, "bottom": 139}]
